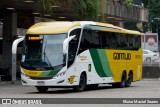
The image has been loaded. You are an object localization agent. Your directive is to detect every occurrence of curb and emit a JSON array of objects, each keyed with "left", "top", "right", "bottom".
[{"left": 142, "top": 78, "right": 160, "bottom": 81}]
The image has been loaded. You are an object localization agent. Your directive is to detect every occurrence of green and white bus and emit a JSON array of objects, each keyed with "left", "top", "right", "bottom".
[{"left": 20, "top": 21, "right": 142, "bottom": 92}]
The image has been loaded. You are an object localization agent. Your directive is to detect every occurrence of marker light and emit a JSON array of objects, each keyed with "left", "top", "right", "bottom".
[{"left": 28, "top": 37, "right": 42, "bottom": 40}]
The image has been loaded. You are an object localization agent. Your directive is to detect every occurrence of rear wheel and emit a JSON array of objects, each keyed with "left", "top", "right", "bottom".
[
  {"left": 73, "top": 73, "right": 87, "bottom": 92},
  {"left": 112, "top": 72, "right": 126, "bottom": 88},
  {"left": 125, "top": 72, "right": 133, "bottom": 87},
  {"left": 36, "top": 86, "right": 49, "bottom": 93}
]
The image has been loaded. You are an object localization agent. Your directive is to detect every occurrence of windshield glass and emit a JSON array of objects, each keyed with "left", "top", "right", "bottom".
[{"left": 22, "top": 34, "right": 66, "bottom": 69}]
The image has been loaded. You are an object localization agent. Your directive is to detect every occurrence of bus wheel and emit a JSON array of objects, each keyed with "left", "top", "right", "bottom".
[
  {"left": 112, "top": 72, "right": 126, "bottom": 88},
  {"left": 119, "top": 72, "right": 126, "bottom": 88},
  {"left": 73, "top": 73, "right": 87, "bottom": 92},
  {"left": 125, "top": 72, "right": 133, "bottom": 87},
  {"left": 36, "top": 86, "right": 49, "bottom": 93}
]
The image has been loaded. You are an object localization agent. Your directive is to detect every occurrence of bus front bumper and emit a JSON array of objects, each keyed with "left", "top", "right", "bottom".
[{"left": 21, "top": 75, "right": 68, "bottom": 86}]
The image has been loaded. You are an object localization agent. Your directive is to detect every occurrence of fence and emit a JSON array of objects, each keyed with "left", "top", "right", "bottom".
[{"left": 143, "top": 62, "right": 160, "bottom": 78}]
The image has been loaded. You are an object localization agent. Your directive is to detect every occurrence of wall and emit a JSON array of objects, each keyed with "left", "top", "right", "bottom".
[{"left": 143, "top": 66, "right": 160, "bottom": 78}]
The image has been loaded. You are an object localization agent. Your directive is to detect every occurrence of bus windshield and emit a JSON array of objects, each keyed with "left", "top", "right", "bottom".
[{"left": 22, "top": 34, "right": 66, "bottom": 69}]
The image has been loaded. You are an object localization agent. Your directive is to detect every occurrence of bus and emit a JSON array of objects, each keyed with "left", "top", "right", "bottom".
[{"left": 20, "top": 21, "right": 142, "bottom": 92}]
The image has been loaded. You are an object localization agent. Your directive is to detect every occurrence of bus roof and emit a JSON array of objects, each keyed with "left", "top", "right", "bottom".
[
  {"left": 26, "top": 21, "right": 141, "bottom": 35},
  {"left": 26, "top": 21, "right": 81, "bottom": 34}
]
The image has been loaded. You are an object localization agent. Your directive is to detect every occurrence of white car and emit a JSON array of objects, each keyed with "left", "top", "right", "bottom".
[{"left": 143, "top": 50, "right": 159, "bottom": 63}]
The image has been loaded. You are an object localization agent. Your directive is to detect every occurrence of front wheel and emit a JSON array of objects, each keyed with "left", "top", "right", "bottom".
[
  {"left": 73, "top": 73, "right": 87, "bottom": 92},
  {"left": 36, "top": 86, "right": 49, "bottom": 93}
]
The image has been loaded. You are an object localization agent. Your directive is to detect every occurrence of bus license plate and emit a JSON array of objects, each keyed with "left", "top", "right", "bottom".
[{"left": 37, "top": 81, "right": 45, "bottom": 86}]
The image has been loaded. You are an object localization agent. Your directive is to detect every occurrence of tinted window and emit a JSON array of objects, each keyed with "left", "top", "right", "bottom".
[
  {"left": 78, "top": 29, "right": 141, "bottom": 54},
  {"left": 68, "top": 28, "right": 81, "bottom": 67},
  {"left": 78, "top": 29, "right": 101, "bottom": 54}
]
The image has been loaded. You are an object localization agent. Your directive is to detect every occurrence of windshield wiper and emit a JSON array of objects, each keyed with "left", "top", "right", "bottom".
[
  {"left": 43, "top": 41, "right": 52, "bottom": 68},
  {"left": 29, "top": 53, "right": 42, "bottom": 67},
  {"left": 43, "top": 52, "right": 52, "bottom": 68}
]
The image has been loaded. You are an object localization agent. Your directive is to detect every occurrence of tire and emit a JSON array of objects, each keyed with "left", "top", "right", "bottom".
[
  {"left": 36, "top": 86, "right": 49, "bottom": 93},
  {"left": 125, "top": 72, "right": 133, "bottom": 87},
  {"left": 73, "top": 73, "right": 87, "bottom": 92},
  {"left": 146, "top": 57, "right": 151, "bottom": 63},
  {"left": 112, "top": 72, "right": 126, "bottom": 88}
]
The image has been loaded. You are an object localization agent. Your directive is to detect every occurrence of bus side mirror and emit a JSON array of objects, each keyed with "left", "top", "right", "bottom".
[{"left": 63, "top": 35, "right": 76, "bottom": 54}]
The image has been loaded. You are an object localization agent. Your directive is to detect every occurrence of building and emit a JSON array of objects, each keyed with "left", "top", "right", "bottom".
[{"left": 0, "top": 0, "right": 148, "bottom": 80}]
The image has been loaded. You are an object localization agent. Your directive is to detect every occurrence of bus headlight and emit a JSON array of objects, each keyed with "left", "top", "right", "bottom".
[
  {"left": 21, "top": 72, "right": 30, "bottom": 78},
  {"left": 53, "top": 71, "right": 66, "bottom": 79}
]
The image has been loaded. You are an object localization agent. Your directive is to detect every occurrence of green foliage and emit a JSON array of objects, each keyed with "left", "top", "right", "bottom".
[
  {"left": 142, "top": 0, "right": 160, "bottom": 33},
  {"left": 72, "top": 0, "right": 100, "bottom": 21},
  {"left": 35, "top": 0, "right": 99, "bottom": 21},
  {"left": 36, "top": 0, "right": 54, "bottom": 15},
  {"left": 124, "top": 0, "right": 133, "bottom": 6},
  {"left": 147, "top": 0, "right": 160, "bottom": 17},
  {"left": 141, "top": 0, "right": 148, "bottom": 8}
]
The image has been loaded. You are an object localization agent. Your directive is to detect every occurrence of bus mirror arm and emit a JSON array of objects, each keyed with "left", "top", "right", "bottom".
[
  {"left": 12, "top": 37, "right": 24, "bottom": 82},
  {"left": 63, "top": 35, "right": 76, "bottom": 54}
]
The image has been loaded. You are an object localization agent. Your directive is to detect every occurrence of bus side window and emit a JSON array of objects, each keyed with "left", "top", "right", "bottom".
[
  {"left": 78, "top": 29, "right": 92, "bottom": 54},
  {"left": 92, "top": 30, "right": 100, "bottom": 48},
  {"left": 101, "top": 31, "right": 110, "bottom": 49},
  {"left": 109, "top": 32, "right": 118, "bottom": 49},
  {"left": 68, "top": 28, "right": 81, "bottom": 68}
]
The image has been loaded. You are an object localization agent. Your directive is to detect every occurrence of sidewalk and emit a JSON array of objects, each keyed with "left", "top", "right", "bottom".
[{"left": 0, "top": 80, "right": 21, "bottom": 85}]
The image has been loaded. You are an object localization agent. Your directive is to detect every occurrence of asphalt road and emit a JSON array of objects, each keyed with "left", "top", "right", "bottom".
[{"left": 0, "top": 79, "right": 160, "bottom": 107}]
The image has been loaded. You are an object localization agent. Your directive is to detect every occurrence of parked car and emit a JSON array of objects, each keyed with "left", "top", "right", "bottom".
[{"left": 143, "top": 49, "right": 159, "bottom": 63}]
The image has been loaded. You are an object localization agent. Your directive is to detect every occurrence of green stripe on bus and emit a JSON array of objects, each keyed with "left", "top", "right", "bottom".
[
  {"left": 48, "top": 68, "right": 61, "bottom": 76},
  {"left": 40, "top": 71, "right": 50, "bottom": 76},
  {"left": 89, "top": 49, "right": 107, "bottom": 77},
  {"left": 40, "top": 68, "right": 61, "bottom": 77},
  {"left": 97, "top": 49, "right": 113, "bottom": 77}
]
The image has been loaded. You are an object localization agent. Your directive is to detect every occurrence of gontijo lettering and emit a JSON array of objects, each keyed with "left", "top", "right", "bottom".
[{"left": 113, "top": 52, "right": 131, "bottom": 60}]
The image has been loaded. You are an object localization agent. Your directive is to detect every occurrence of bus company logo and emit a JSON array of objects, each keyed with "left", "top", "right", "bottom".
[
  {"left": 79, "top": 55, "right": 87, "bottom": 61},
  {"left": 113, "top": 52, "right": 131, "bottom": 60}
]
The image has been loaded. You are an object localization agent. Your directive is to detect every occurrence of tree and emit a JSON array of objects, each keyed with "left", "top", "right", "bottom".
[
  {"left": 35, "top": 0, "right": 100, "bottom": 21},
  {"left": 36, "top": 0, "right": 54, "bottom": 15},
  {"left": 142, "top": 0, "right": 160, "bottom": 34},
  {"left": 72, "top": 0, "right": 100, "bottom": 21}
]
